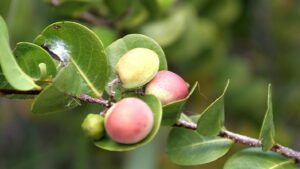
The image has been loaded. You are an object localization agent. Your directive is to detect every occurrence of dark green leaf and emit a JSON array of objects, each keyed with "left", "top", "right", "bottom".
[
  {"left": 166, "top": 127, "right": 233, "bottom": 165},
  {"left": 31, "top": 66, "right": 82, "bottom": 114},
  {"left": 197, "top": 80, "right": 230, "bottom": 136},
  {"left": 162, "top": 82, "right": 198, "bottom": 126},
  {"left": 14, "top": 42, "right": 57, "bottom": 80},
  {"left": 259, "top": 84, "right": 276, "bottom": 151},
  {"left": 104, "top": 0, "right": 132, "bottom": 16},
  {"left": 0, "top": 16, "right": 40, "bottom": 90},
  {"left": 94, "top": 94, "right": 162, "bottom": 151},
  {"left": 224, "top": 148, "right": 298, "bottom": 169},
  {"left": 34, "top": 21, "right": 109, "bottom": 98},
  {"left": 31, "top": 84, "right": 79, "bottom": 114},
  {"left": 105, "top": 34, "right": 167, "bottom": 99}
]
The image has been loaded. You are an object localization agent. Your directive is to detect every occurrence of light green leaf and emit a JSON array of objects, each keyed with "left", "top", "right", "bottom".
[
  {"left": 94, "top": 94, "right": 162, "bottom": 151},
  {"left": 14, "top": 42, "right": 57, "bottom": 80},
  {"left": 139, "top": 6, "right": 185, "bottom": 47},
  {"left": 259, "top": 84, "right": 276, "bottom": 151},
  {"left": 162, "top": 82, "right": 198, "bottom": 126},
  {"left": 197, "top": 80, "right": 230, "bottom": 136},
  {"left": 224, "top": 148, "right": 298, "bottom": 169},
  {"left": 0, "top": 16, "right": 40, "bottom": 91},
  {"left": 34, "top": 21, "right": 109, "bottom": 98},
  {"left": 92, "top": 26, "right": 118, "bottom": 48},
  {"left": 105, "top": 34, "right": 167, "bottom": 98},
  {"left": 167, "top": 127, "right": 233, "bottom": 165}
]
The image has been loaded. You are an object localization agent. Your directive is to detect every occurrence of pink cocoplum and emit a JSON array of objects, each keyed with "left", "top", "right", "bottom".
[
  {"left": 145, "top": 70, "right": 188, "bottom": 105},
  {"left": 105, "top": 98, "right": 154, "bottom": 144}
]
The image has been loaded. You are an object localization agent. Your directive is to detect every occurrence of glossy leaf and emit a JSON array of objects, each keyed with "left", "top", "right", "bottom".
[
  {"left": 166, "top": 127, "right": 233, "bottom": 165},
  {"left": 224, "top": 148, "right": 298, "bottom": 169},
  {"left": 94, "top": 95, "right": 162, "bottom": 151},
  {"left": 34, "top": 21, "right": 109, "bottom": 98},
  {"left": 197, "top": 80, "right": 230, "bottom": 136},
  {"left": 14, "top": 42, "right": 57, "bottom": 80},
  {"left": 259, "top": 84, "right": 276, "bottom": 151},
  {"left": 162, "top": 82, "right": 198, "bottom": 126},
  {"left": 0, "top": 16, "right": 40, "bottom": 90},
  {"left": 105, "top": 34, "right": 167, "bottom": 98}
]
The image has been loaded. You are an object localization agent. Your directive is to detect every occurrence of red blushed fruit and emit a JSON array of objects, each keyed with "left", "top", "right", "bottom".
[
  {"left": 145, "top": 70, "right": 188, "bottom": 105},
  {"left": 105, "top": 98, "right": 154, "bottom": 144}
]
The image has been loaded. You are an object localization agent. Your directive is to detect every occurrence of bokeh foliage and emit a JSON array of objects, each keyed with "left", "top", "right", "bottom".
[{"left": 0, "top": 0, "right": 300, "bottom": 168}]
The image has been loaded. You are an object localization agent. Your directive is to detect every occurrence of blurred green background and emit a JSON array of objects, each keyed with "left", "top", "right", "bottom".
[{"left": 0, "top": 0, "right": 300, "bottom": 168}]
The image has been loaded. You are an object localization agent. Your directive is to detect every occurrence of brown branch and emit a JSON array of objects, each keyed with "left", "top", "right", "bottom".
[{"left": 174, "top": 119, "right": 300, "bottom": 163}]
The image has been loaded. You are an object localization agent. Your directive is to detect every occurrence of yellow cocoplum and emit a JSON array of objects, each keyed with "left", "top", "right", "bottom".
[
  {"left": 116, "top": 48, "right": 159, "bottom": 88},
  {"left": 81, "top": 114, "right": 105, "bottom": 140},
  {"left": 145, "top": 70, "right": 188, "bottom": 105},
  {"left": 105, "top": 98, "right": 154, "bottom": 144}
]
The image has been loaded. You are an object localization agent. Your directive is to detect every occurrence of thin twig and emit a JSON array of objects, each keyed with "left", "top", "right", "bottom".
[
  {"left": 174, "top": 119, "right": 300, "bottom": 163},
  {"left": 108, "top": 78, "right": 121, "bottom": 98},
  {"left": 76, "top": 12, "right": 115, "bottom": 27}
]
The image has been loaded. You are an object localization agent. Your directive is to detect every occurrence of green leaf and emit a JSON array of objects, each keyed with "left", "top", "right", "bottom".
[
  {"left": 94, "top": 94, "right": 162, "bottom": 151},
  {"left": 259, "top": 84, "right": 276, "bottom": 151},
  {"left": 224, "top": 148, "right": 298, "bottom": 169},
  {"left": 14, "top": 42, "right": 57, "bottom": 80},
  {"left": 140, "top": 8, "right": 185, "bottom": 47},
  {"left": 162, "top": 82, "right": 198, "bottom": 126},
  {"left": 140, "top": 0, "right": 160, "bottom": 18},
  {"left": 105, "top": 34, "right": 167, "bottom": 98},
  {"left": 31, "top": 66, "right": 82, "bottom": 114},
  {"left": 34, "top": 21, "right": 109, "bottom": 98},
  {"left": 166, "top": 127, "right": 233, "bottom": 165},
  {"left": 104, "top": 0, "right": 132, "bottom": 16},
  {"left": 92, "top": 26, "right": 118, "bottom": 48},
  {"left": 52, "top": 65, "right": 84, "bottom": 96},
  {"left": 0, "top": 16, "right": 40, "bottom": 90},
  {"left": 31, "top": 84, "right": 80, "bottom": 114},
  {"left": 197, "top": 80, "right": 230, "bottom": 136}
]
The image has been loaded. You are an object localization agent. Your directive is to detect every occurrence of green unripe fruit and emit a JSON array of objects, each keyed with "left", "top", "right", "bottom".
[
  {"left": 116, "top": 48, "right": 160, "bottom": 89},
  {"left": 81, "top": 114, "right": 105, "bottom": 140}
]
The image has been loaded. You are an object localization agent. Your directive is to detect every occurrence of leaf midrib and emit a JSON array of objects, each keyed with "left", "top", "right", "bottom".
[
  {"left": 70, "top": 57, "right": 101, "bottom": 97},
  {"left": 269, "top": 160, "right": 294, "bottom": 169}
]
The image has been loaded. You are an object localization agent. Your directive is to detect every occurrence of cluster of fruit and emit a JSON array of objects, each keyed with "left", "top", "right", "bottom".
[{"left": 82, "top": 48, "right": 189, "bottom": 144}]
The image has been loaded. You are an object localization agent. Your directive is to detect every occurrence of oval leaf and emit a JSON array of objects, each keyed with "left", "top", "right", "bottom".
[
  {"left": 31, "top": 66, "right": 82, "bottom": 114},
  {"left": 224, "top": 148, "right": 298, "bottom": 169},
  {"left": 34, "top": 21, "right": 109, "bottom": 98},
  {"left": 0, "top": 16, "right": 40, "bottom": 90},
  {"left": 197, "top": 80, "right": 230, "bottom": 136},
  {"left": 259, "top": 84, "right": 276, "bottom": 151},
  {"left": 14, "top": 42, "right": 57, "bottom": 80},
  {"left": 94, "top": 94, "right": 162, "bottom": 151},
  {"left": 105, "top": 34, "right": 167, "bottom": 98},
  {"left": 167, "top": 127, "right": 233, "bottom": 165},
  {"left": 162, "top": 82, "right": 198, "bottom": 126}
]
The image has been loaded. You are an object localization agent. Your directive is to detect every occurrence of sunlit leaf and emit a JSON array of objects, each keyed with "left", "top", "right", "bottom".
[{"left": 0, "top": 16, "right": 40, "bottom": 91}]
